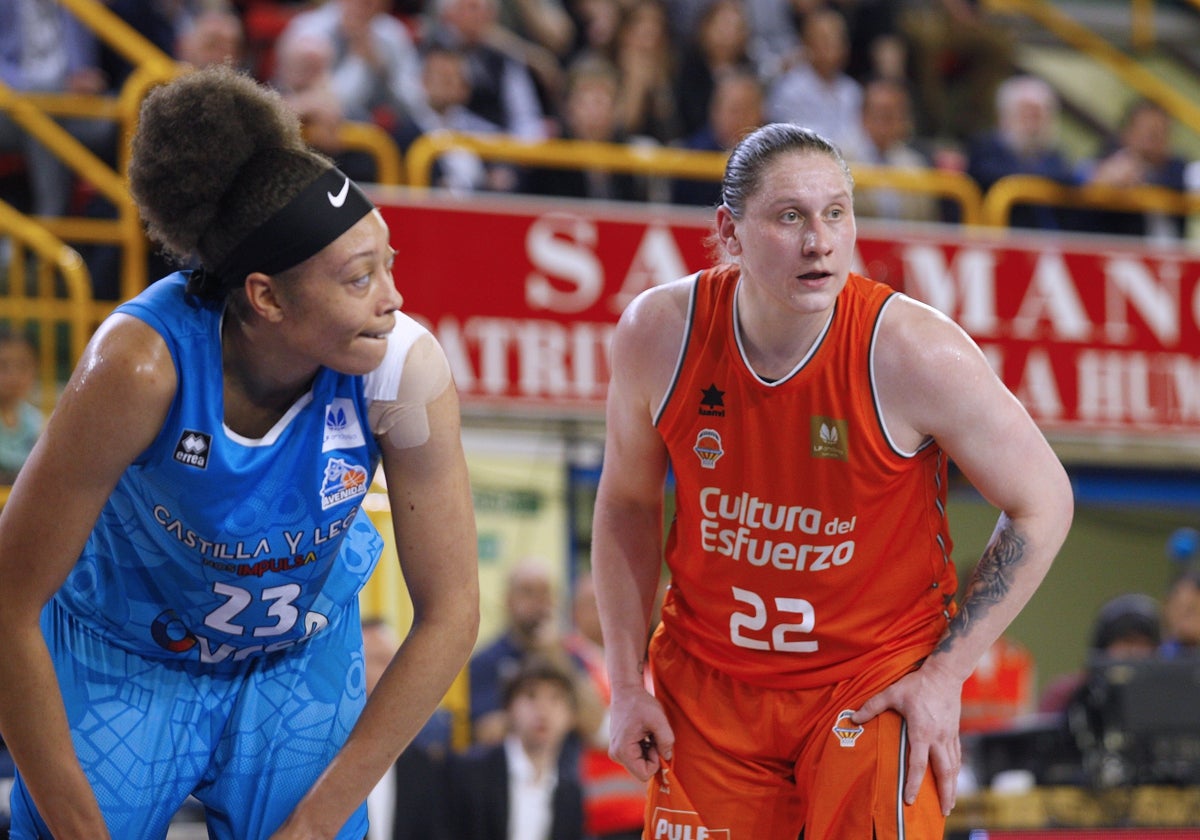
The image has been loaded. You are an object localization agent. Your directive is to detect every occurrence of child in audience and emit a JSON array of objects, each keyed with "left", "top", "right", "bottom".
[{"left": 0, "top": 331, "right": 43, "bottom": 485}]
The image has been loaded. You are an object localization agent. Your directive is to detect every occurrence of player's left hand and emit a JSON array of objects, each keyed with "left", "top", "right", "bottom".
[{"left": 850, "top": 661, "right": 963, "bottom": 816}]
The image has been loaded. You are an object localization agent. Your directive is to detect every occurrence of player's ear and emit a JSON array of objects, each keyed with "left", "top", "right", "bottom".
[
  {"left": 716, "top": 206, "right": 741, "bottom": 257},
  {"left": 242, "top": 272, "right": 285, "bottom": 323}
]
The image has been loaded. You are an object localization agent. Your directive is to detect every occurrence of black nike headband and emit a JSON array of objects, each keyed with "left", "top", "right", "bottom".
[{"left": 211, "top": 167, "right": 375, "bottom": 291}]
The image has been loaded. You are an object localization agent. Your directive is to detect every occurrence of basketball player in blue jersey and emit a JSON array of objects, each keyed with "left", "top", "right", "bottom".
[{"left": 0, "top": 66, "right": 480, "bottom": 839}]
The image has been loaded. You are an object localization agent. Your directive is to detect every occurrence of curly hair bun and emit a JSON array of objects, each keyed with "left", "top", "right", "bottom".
[{"left": 128, "top": 65, "right": 312, "bottom": 263}]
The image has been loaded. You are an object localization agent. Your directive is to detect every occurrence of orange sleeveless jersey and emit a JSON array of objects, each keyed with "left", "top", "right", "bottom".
[{"left": 655, "top": 266, "right": 958, "bottom": 689}]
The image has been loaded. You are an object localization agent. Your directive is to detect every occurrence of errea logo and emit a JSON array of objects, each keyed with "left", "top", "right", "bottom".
[
  {"left": 173, "top": 430, "right": 212, "bottom": 469},
  {"left": 811, "top": 416, "right": 848, "bottom": 461}
]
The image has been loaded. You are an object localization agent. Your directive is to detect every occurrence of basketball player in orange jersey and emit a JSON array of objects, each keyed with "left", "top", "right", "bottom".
[{"left": 591, "top": 123, "right": 1073, "bottom": 839}]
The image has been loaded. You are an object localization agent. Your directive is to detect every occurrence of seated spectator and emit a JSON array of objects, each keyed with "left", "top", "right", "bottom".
[
  {"left": 674, "top": 0, "right": 755, "bottom": 140},
  {"left": 271, "top": 28, "right": 379, "bottom": 183},
  {"left": 0, "top": 0, "right": 115, "bottom": 217},
  {"left": 965, "top": 74, "right": 1079, "bottom": 230},
  {"left": 0, "top": 331, "right": 43, "bottom": 485},
  {"left": 1161, "top": 567, "right": 1200, "bottom": 659},
  {"left": 670, "top": 69, "right": 764, "bottom": 207},
  {"left": 1039, "top": 592, "right": 1162, "bottom": 715},
  {"left": 469, "top": 559, "right": 563, "bottom": 745},
  {"left": 99, "top": 0, "right": 192, "bottom": 89},
  {"left": 424, "top": 0, "right": 548, "bottom": 141},
  {"left": 669, "top": 0, "right": 819, "bottom": 78},
  {"left": 273, "top": 30, "right": 345, "bottom": 155},
  {"left": 900, "top": 0, "right": 1014, "bottom": 143},
  {"left": 840, "top": 0, "right": 908, "bottom": 85},
  {"left": 765, "top": 6, "right": 867, "bottom": 160},
  {"left": 563, "top": 0, "right": 621, "bottom": 66},
  {"left": 1079, "top": 98, "right": 1190, "bottom": 243},
  {"left": 495, "top": 0, "right": 576, "bottom": 62},
  {"left": 445, "top": 655, "right": 585, "bottom": 840},
  {"left": 850, "top": 77, "right": 940, "bottom": 223},
  {"left": 176, "top": 8, "right": 247, "bottom": 71},
  {"left": 611, "top": 0, "right": 680, "bottom": 144},
  {"left": 282, "top": 0, "right": 426, "bottom": 132},
  {"left": 393, "top": 45, "right": 511, "bottom": 193},
  {"left": 526, "top": 56, "right": 646, "bottom": 202}
]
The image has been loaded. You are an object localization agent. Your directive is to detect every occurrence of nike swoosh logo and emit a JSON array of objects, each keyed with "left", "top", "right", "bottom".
[{"left": 327, "top": 177, "right": 350, "bottom": 208}]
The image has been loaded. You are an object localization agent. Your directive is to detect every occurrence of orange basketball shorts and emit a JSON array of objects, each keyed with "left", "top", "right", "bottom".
[{"left": 642, "top": 628, "right": 946, "bottom": 840}]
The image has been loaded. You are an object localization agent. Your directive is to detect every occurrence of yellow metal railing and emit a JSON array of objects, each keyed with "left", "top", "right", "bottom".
[
  {"left": 335, "top": 122, "right": 405, "bottom": 186},
  {"left": 987, "top": 0, "right": 1200, "bottom": 52},
  {"left": 981, "top": 173, "right": 1200, "bottom": 227},
  {"left": 405, "top": 132, "right": 985, "bottom": 223},
  {"left": 407, "top": 132, "right": 1200, "bottom": 233},
  {"left": 0, "top": 0, "right": 179, "bottom": 312},
  {"left": 59, "top": 0, "right": 178, "bottom": 80},
  {"left": 852, "top": 163, "right": 983, "bottom": 225},
  {"left": 1111, "top": 0, "right": 1200, "bottom": 51},
  {"left": 986, "top": 0, "right": 1200, "bottom": 141},
  {"left": 405, "top": 131, "right": 730, "bottom": 187},
  {"left": 0, "top": 199, "right": 94, "bottom": 417},
  {"left": 0, "top": 0, "right": 1191, "bottom": 321},
  {"left": 1, "top": 0, "right": 406, "bottom": 319}
]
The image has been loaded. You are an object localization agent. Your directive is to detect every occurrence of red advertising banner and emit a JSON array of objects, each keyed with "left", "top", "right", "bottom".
[{"left": 374, "top": 188, "right": 1200, "bottom": 451}]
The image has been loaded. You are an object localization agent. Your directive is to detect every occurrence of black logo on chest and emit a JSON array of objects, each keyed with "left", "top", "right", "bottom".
[
  {"left": 699, "top": 383, "right": 726, "bottom": 417},
  {"left": 173, "top": 430, "right": 212, "bottom": 469}
]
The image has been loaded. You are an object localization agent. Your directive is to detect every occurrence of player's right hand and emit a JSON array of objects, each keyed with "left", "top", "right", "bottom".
[{"left": 609, "top": 686, "right": 674, "bottom": 781}]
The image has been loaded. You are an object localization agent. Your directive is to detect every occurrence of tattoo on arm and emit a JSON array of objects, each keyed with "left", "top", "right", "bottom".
[{"left": 935, "top": 518, "right": 1027, "bottom": 655}]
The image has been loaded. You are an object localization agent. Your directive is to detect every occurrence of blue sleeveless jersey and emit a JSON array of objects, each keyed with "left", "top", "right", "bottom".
[{"left": 53, "top": 273, "right": 385, "bottom": 665}]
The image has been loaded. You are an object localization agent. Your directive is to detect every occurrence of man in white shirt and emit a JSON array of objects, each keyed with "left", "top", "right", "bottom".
[
  {"left": 446, "top": 655, "right": 584, "bottom": 840},
  {"left": 765, "top": 7, "right": 866, "bottom": 160},
  {"left": 280, "top": 0, "right": 426, "bottom": 126}
]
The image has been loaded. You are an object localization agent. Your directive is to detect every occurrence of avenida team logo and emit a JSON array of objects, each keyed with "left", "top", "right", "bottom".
[{"left": 320, "top": 457, "right": 369, "bottom": 510}]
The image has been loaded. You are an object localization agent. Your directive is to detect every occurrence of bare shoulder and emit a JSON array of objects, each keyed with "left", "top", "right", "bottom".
[
  {"left": 613, "top": 277, "right": 693, "bottom": 363},
  {"left": 873, "top": 293, "right": 1002, "bottom": 448},
  {"left": 611, "top": 276, "right": 694, "bottom": 405},
  {"left": 55, "top": 313, "right": 177, "bottom": 446},
  {"left": 79, "top": 313, "right": 177, "bottom": 398},
  {"left": 24, "top": 314, "right": 177, "bottom": 497},
  {"left": 874, "top": 293, "right": 987, "bottom": 391}
]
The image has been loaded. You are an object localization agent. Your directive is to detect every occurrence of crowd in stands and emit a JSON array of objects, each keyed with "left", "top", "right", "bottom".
[
  {"left": 356, "top": 559, "right": 651, "bottom": 840},
  {"left": 0, "top": 0, "right": 1196, "bottom": 238}
]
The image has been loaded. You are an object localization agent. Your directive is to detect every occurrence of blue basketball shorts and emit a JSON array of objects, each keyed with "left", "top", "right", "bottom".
[{"left": 9, "top": 597, "right": 369, "bottom": 839}]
